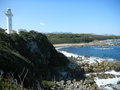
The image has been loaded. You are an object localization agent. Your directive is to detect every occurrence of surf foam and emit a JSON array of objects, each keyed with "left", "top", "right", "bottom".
[{"left": 57, "top": 48, "right": 115, "bottom": 64}]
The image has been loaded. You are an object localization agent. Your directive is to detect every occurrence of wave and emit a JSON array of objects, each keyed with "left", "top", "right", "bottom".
[
  {"left": 60, "top": 50, "right": 80, "bottom": 58},
  {"left": 57, "top": 48, "right": 115, "bottom": 64}
]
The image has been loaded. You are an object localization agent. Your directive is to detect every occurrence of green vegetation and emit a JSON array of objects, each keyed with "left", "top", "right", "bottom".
[
  {"left": 46, "top": 33, "right": 120, "bottom": 44},
  {"left": 0, "top": 28, "right": 84, "bottom": 89},
  {"left": 1, "top": 28, "right": 119, "bottom": 89},
  {"left": 41, "top": 80, "right": 55, "bottom": 89},
  {"left": 0, "top": 78, "right": 21, "bottom": 90}
]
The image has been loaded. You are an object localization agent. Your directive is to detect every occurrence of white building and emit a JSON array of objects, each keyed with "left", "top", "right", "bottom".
[
  {"left": 5, "top": 8, "right": 13, "bottom": 34},
  {"left": 17, "top": 29, "right": 27, "bottom": 34}
]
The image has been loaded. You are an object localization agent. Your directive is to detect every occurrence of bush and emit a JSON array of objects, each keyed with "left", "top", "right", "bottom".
[{"left": 41, "top": 80, "right": 55, "bottom": 89}]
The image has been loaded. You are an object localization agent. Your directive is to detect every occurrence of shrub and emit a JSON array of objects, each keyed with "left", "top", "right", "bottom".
[{"left": 41, "top": 80, "right": 55, "bottom": 89}]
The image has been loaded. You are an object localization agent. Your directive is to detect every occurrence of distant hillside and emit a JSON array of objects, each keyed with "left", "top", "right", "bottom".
[
  {"left": 46, "top": 33, "right": 120, "bottom": 44},
  {"left": 0, "top": 28, "right": 83, "bottom": 89}
]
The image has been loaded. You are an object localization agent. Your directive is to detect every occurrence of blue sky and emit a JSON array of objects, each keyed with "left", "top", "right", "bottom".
[{"left": 0, "top": 0, "right": 120, "bottom": 35}]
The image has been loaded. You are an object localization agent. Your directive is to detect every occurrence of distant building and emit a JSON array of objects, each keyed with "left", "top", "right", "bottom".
[{"left": 17, "top": 29, "right": 27, "bottom": 34}]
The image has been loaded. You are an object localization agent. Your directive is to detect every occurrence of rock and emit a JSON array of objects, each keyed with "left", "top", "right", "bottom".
[
  {"left": 117, "top": 81, "right": 120, "bottom": 84},
  {"left": 60, "top": 80, "right": 64, "bottom": 85},
  {"left": 83, "top": 80, "right": 87, "bottom": 85},
  {"left": 66, "top": 80, "right": 71, "bottom": 85},
  {"left": 80, "top": 80, "right": 83, "bottom": 84},
  {"left": 88, "top": 80, "right": 95, "bottom": 85}
]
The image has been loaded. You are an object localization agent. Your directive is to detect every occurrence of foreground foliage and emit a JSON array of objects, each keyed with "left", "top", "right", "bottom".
[{"left": 0, "top": 28, "right": 84, "bottom": 89}]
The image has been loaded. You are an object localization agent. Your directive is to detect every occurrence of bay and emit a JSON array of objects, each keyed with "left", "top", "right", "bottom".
[{"left": 58, "top": 46, "right": 120, "bottom": 61}]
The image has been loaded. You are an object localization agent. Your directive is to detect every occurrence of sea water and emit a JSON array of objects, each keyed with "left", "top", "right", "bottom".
[{"left": 58, "top": 46, "right": 120, "bottom": 61}]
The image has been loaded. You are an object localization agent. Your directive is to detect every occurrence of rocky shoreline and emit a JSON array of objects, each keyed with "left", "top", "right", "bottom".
[
  {"left": 48, "top": 56, "right": 120, "bottom": 90},
  {"left": 59, "top": 54, "right": 120, "bottom": 90},
  {"left": 54, "top": 39, "right": 120, "bottom": 90}
]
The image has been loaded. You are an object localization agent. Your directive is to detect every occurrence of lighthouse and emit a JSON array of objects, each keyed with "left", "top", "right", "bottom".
[{"left": 5, "top": 8, "right": 13, "bottom": 34}]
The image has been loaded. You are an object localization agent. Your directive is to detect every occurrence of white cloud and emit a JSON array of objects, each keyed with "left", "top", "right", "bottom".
[{"left": 40, "top": 22, "right": 45, "bottom": 26}]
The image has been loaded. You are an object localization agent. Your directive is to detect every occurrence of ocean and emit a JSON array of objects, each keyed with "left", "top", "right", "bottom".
[
  {"left": 57, "top": 40, "right": 120, "bottom": 89},
  {"left": 58, "top": 45, "right": 120, "bottom": 61}
]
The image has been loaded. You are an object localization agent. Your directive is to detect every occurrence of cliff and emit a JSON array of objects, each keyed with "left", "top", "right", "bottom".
[{"left": 0, "top": 29, "right": 83, "bottom": 89}]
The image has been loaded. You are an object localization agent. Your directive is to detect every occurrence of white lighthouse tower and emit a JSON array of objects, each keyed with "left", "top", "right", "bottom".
[{"left": 5, "top": 8, "right": 13, "bottom": 34}]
